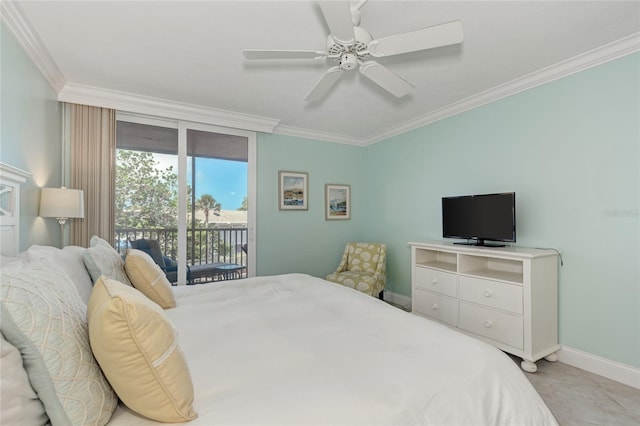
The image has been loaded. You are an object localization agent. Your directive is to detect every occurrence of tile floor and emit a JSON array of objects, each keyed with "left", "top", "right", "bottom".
[{"left": 518, "top": 356, "right": 640, "bottom": 426}]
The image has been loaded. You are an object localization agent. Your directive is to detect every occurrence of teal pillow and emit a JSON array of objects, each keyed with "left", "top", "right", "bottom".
[{"left": 0, "top": 259, "right": 118, "bottom": 425}]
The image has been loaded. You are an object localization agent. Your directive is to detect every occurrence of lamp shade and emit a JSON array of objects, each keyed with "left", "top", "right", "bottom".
[{"left": 40, "top": 187, "right": 85, "bottom": 219}]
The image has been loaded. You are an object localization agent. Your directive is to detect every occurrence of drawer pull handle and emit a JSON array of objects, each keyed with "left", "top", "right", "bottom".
[
  {"left": 483, "top": 320, "right": 493, "bottom": 328},
  {"left": 483, "top": 290, "right": 492, "bottom": 298},
  {"left": 431, "top": 303, "right": 439, "bottom": 310},
  {"left": 431, "top": 278, "right": 438, "bottom": 285}
]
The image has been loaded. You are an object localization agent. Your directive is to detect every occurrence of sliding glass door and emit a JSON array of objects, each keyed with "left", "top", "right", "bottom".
[
  {"left": 115, "top": 114, "right": 255, "bottom": 284},
  {"left": 185, "top": 128, "right": 249, "bottom": 281}
]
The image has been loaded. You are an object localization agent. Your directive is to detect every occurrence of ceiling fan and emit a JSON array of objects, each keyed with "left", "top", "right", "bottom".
[{"left": 243, "top": 0, "right": 463, "bottom": 101}]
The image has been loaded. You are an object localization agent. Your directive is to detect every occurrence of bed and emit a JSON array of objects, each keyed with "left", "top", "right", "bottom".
[
  {"left": 113, "top": 273, "right": 557, "bottom": 425},
  {"left": 1, "top": 239, "right": 558, "bottom": 426}
]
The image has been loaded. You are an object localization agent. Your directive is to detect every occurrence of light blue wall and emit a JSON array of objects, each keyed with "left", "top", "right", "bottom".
[
  {"left": 4, "top": 18, "right": 638, "bottom": 369},
  {"left": 1, "top": 24, "right": 62, "bottom": 249},
  {"left": 363, "top": 53, "right": 640, "bottom": 368},
  {"left": 256, "top": 133, "right": 365, "bottom": 278}
]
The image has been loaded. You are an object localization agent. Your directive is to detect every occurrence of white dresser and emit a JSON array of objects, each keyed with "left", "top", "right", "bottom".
[{"left": 410, "top": 241, "right": 560, "bottom": 372}]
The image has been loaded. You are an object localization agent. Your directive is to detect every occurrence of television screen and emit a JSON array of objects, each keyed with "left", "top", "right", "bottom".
[{"left": 442, "top": 192, "right": 516, "bottom": 246}]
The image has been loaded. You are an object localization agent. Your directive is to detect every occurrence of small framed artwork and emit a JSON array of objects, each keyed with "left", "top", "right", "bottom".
[
  {"left": 279, "top": 171, "right": 308, "bottom": 210},
  {"left": 325, "top": 184, "right": 350, "bottom": 220}
]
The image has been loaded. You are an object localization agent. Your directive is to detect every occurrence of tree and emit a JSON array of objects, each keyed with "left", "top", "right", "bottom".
[
  {"left": 195, "top": 194, "right": 221, "bottom": 226},
  {"left": 115, "top": 150, "right": 178, "bottom": 229},
  {"left": 238, "top": 196, "right": 248, "bottom": 211}
]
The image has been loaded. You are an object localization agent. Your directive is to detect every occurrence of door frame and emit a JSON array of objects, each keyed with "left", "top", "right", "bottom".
[{"left": 116, "top": 112, "right": 257, "bottom": 284}]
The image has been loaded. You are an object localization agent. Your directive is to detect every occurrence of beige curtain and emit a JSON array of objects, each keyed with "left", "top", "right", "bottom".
[{"left": 69, "top": 104, "right": 116, "bottom": 247}]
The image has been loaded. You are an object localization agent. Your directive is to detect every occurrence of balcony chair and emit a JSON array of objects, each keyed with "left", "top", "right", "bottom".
[
  {"left": 326, "top": 242, "right": 387, "bottom": 299},
  {"left": 128, "top": 238, "right": 246, "bottom": 285},
  {"left": 128, "top": 238, "right": 186, "bottom": 284}
]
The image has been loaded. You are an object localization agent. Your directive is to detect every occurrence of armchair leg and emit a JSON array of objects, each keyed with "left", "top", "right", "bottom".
[{"left": 378, "top": 291, "right": 384, "bottom": 301}]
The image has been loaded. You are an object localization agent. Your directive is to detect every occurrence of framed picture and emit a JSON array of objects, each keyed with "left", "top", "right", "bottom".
[
  {"left": 279, "top": 171, "right": 308, "bottom": 210},
  {"left": 325, "top": 184, "right": 350, "bottom": 220}
]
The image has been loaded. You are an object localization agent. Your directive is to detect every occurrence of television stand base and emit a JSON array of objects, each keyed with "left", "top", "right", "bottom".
[{"left": 453, "top": 241, "right": 506, "bottom": 248}]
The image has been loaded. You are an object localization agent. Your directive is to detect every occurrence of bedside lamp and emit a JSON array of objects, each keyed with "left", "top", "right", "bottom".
[{"left": 40, "top": 187, "right": 84, "bottom": 247}]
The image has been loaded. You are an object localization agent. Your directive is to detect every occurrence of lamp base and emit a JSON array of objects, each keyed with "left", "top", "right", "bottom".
[{"left": 57, "top": 217, "right": 68, "bottom": 248}]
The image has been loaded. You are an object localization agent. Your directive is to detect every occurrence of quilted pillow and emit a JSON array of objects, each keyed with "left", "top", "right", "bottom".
[
  {"left": 83, "top": 235, "right": 132, "bottom": 285},
  {"left": 0, "top": 259, "right": 117, "bottom": 426},
  {"left": 88, "top": 276, "right": 197, "bottom": 423},
  {"left": 124, "top": 249, "right": 176, "bottom": 309}
]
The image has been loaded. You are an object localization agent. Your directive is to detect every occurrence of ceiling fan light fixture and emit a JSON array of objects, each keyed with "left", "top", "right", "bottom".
[{"left": 340, "top": 53, "right": 358, "bottom": 70}]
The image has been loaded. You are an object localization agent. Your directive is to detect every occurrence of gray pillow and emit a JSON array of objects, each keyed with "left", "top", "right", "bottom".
[
  {"left": 83, "top": 235, "right": 132, "bottom": 286},
  {"left": 0, "top": 333, "right": 48, "bottom": 426},
  {"left": 0, "top": 259, "right": 117, "bottom": 425},
  {"left": 26, "top": 245, "right": 93, "bottom": 304}
]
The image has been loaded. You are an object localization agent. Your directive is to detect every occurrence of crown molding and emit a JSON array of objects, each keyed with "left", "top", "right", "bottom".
[
  {"left": 58, "top": 83, "right": 280, "bottom": 134},
  {"left": 0, "top": 162, "right": 32, "bottom": 184},
  {"left": 0, "top": 1, "right": 66, "bottom": 92},
  {"left": 361, "top": 32, "right": 640, "bottom": 146},
  {"left": 273, "top": 124, "right": 365, "bottom": 146}
]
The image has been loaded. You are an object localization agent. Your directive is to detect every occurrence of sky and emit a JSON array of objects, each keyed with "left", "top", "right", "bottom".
[
  {"left": 191, "top": 157, "right": 247, "bottom": 210},
  {"left": 153, "top": 153, "right": 247, "bottom": 210}
]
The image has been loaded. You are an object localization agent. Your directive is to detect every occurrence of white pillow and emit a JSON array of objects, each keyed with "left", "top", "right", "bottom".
[
  {"left": 26, "top": 245, "right": 94, "bottom": 304},
  {"left": 0, "top": 259, "right": 118, "bottom": 425},
  {"left": 83, "top": 235, "right": 132, "bottom": 286},
  {"left": 1, "top": 333, "right": 48, "bottom": 426},
  {"left": 1, "top": 255, "right": 22, "bottom": 265}
]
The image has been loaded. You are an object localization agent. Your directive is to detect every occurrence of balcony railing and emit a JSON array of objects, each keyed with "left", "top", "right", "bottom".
[{"left": 115, "top": 227, "right": 248, "bottom": 268}]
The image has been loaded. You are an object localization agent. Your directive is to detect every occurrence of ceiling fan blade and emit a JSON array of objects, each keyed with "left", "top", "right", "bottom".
[
  {"left": 359, "top": 61, "right": 413, "bottom": 98},
  {"left": 243, "top": 50, "right": 326, "bottom": 60},
  {"left": 319, "top": 1, "right": 355, "bottom": 46},
  {"left": 305, "top": 66, "right": 344, "bottom": 101},
  {"left": 368, "top": 20, "right": 463, "bottom": 57}
]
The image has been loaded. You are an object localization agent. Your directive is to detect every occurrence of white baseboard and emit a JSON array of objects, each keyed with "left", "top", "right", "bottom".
[
  {"left": 557, "top": 346, "right": 640, "bottom": 389},
  {"left": 384, "top": 291, "right": 639, "bottom": 389},
  {"left": 383, "top": 290, "right": 411, "bottom": 311}
]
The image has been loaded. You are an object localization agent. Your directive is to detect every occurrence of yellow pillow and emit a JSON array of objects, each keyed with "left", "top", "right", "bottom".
[
  {"left": 124, "top": 249, "right": 176, "bottom": 309},
  {"left": 87, "top": 276, "right": 197, "bottom": 423}
]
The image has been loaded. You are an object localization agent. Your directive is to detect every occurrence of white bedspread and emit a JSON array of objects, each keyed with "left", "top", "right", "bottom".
[{"left": 108, "top": 274, "right": 557, "bottom": 425}]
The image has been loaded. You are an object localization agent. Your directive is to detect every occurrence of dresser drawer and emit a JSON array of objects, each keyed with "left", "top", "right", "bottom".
[
  {"left": 412, "top": 289, "right": 458, "bottom": 327},
  {"left": 459, "top": 302, "right": 523, "bottom": 349},
  {"left": 414, "top": 267, "right": 457, "bottom": 298},
  {"left": 459, "top": 276, "right": 523, "bottom": 315}
]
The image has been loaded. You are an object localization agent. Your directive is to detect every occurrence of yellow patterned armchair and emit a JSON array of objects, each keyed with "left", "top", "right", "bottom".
[{"left": 326, "top": 242, "right": 387, "bottom": 298}]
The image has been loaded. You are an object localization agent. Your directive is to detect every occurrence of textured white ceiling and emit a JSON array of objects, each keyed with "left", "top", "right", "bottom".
[{"left": 13, "top": 1, "right": 640, "bottom": 143}]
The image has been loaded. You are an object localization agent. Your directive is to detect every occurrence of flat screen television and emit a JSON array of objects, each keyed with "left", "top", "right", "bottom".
[{"left": 442, "top": 192, "right": 516, "bottom": 247}]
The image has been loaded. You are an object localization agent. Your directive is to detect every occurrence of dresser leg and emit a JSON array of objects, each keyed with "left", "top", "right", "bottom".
[
  {"left": 544, "top": 352, "right": 558, "bottom": 362},
  {"left": 521, "top": 360, "right": 538, "bottom": 373}
]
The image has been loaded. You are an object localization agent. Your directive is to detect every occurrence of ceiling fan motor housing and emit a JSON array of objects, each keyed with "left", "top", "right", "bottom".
[{"left": 326, "top": 26, "right": 373, "bottom": 69}]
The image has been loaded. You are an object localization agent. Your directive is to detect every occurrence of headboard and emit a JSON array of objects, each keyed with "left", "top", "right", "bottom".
[{"left": 0, "top": 162, "right": 32, "bottom": 256}]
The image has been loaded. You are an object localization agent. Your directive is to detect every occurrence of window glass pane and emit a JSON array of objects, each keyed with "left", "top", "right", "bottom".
[
  {"left": 115, "top": 122, "right": 180, "bottom": 282},
  {"left": 187, "top": 131, "right": 248, "bottom": 282}
]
